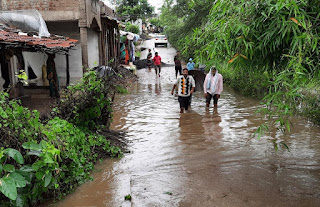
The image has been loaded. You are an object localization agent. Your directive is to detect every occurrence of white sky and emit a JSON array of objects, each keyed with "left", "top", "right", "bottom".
[{"left": 101, "top": 0, "right": 164, "bottom": 13}]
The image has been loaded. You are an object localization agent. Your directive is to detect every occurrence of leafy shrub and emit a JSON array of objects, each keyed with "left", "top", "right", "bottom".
[
  {"left": 0, "top": 69, "right": 125, "bottom": 206},
  {"left": 125, "top": 22, "right": 139, "bottom": 34},
  {"left": 55, "top": 70, "right": 114, "bottom": 130}
]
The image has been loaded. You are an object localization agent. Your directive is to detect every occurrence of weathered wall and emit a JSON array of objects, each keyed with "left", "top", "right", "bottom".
[
  {"left": 47, "top": 21, "right": 83, "bottom": 85},
  {"left": 87, "top": 28, "right": 100, "bottom": 69},
  {"left": 0, "top": 0, "right": 82, "bottom": 21},
  {"left": 1, "top": 0, "right": 80, "bottom": 11}
]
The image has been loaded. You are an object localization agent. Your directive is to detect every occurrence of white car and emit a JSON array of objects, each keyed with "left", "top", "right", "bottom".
[{"left": 154, "top": 34, "right": 168, "bottom": 47}]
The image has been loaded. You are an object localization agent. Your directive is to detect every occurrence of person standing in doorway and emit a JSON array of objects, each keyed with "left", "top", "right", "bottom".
[
  {"left": 171, "top": 68, "right": 195, "bottom": 113},
  {"left": 153, "top": 52, "right": 162, "bottom": 77},
  {"left": 187, "top": 58, "right": 195, "bottom": 71},
  {"left": 203, "top": 66, "right": 223, "bottom": 108},
  {"left": 174, "top": 51, "right": 182, "bottom": 78}
]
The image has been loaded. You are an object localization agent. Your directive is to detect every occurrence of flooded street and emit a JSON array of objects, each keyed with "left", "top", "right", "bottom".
[{"left": 56, "top": 40, "right": 320, "bottom": 207}]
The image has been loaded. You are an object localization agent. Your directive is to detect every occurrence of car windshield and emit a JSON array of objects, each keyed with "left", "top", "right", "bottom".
[{"left": 156, "top": 35, "right": 166, "bottom": 39}]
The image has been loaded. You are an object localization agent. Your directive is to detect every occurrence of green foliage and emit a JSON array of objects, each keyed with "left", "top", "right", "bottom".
[
  {"left": 149, "top": 18, "right": 161, "bottom": 27},
  {"left": 162, "top": 0, "right": 320, "bottom": 144},
  {"left": 56, "top": 70, "right": 114, "bottom": 130},
  {"left": 15, "top": 70, "right": 28, "bottom": 85},
  {"left": 125, "top": 22, "right": 140, "bottom": 34},
  {"left": 0, "top": 92, "right": 43, "bottom": 146},
  {"left": 160, "top": 0, "right": 215, "bottom": 60},
  {"left": 116, "top": 0, "right": 154, "bottom": 21},
  {"left": 124, "top": 194, "right": 132, "bottom": 201},
  {"left": 115, "top": 85, "right": 129, "bottom": 94},
  {"left": 0, "top": 142, "right": 60, "bottom": 206},
  {"left": 0, "top": 68, "right": 125, "bottom": 205}
]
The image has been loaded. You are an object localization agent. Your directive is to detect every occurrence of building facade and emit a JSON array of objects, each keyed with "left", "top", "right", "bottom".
[{"left": 0, "top": 0, "right": 119, "bottom": 87}]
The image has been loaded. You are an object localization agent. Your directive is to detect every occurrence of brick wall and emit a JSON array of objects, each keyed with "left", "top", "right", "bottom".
[{"left": 1, "top": 0, "right": 81, "bottom": 11}]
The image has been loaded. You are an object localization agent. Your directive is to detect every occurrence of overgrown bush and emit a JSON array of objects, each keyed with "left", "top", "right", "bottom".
[
  {"left": 55, "top": 71, "right": 114, "bottom": 130},
  {"left": 125, "top": 22, "right": 139, "bottom": 34},
  {"left": 0, "top": 68, "right": 130, "bottom": 206}
]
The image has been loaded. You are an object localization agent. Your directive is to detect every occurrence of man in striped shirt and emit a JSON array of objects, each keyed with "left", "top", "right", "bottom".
[{"left": 171, "top": 68, "right": 195, "bottom": 113}]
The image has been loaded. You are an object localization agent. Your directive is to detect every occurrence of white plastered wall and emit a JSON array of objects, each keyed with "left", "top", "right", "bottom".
[
  {"left": 46, "top": 21, "right": 83, "bottom": 86},
  {"left": 55, "top": 43, "right": 82, "bottom": 86},
  {"left": 87, "top": 28, "right": 100, "bottom": 69}
]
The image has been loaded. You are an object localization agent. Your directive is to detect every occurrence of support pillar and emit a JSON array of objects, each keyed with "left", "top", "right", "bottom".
[{"left": 80, "top": 27, "right": 88, "bottom": 73}]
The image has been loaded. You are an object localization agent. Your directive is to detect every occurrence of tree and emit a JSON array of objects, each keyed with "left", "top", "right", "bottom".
[
  {"left": 116, "top": 0, "right": 154, "bottom": 21},
  {"left": 159, "top": 0, "right": 214, "bottom": 57},
  {"left": 125, "top": 22, "right": 139, "bottom": 34},
  {"left": 149, "top": 18, "right": 161, "bottom": 27}
]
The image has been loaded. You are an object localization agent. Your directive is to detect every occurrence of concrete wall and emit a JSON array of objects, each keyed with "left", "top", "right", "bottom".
[
  {"left": 1, "top": 0, "right": 80, "bottom": 11},
  {"left": 47, "top": 21, "right": 83, "bottom": 85},
  {"left": 0, "top": 0, "right": 81, "bottom": 21},
  {"left": 87, "top": 28, "right": 100, "bottom": 69},
  {"left": 22, "top": 45, "right": 83, "bottom": 87}
]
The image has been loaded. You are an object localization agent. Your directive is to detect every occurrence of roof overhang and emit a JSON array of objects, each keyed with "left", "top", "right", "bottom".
[{"left": 0, "top": 31, "right": 78, "bottom": 54}]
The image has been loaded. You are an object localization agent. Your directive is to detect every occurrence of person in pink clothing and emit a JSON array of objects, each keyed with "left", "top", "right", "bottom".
[
  {"left": 203, "top": 66, "right": 223, "bottom": 107},
  {"left": 153, "top": 52, "right": 162, "bottom": 76}
]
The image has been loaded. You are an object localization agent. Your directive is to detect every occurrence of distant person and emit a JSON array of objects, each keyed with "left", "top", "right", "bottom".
[
  {"left": 203, "top": 66, "right": 223, "bottom": 108},
  {"left": 130, "top": 41, "right": 135, "bottom": 62},
  {"left": 153, "top": 52, "right": 162, "bottom": 77},
  {"left": 147, "top": 49, "right": 152, "bottom": 72},
  {"left": 174, "top": 51, "right": 182, "bottom": 78},
  {"left": 125, "top": 45, "right": 129, "bottom": 65},
  {"left": 187, "top": 58, "right": 195, "bottom": 71},
  {"left": 171, "top": 68, "right": 195, "bottom": 113}
]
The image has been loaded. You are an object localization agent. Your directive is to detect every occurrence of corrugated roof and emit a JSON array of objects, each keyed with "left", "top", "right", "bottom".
[{"left": 0, "top": 30, "right": 78, "bottom": 51}]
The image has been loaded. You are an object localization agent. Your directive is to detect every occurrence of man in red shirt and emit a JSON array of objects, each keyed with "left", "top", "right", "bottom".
[{"left": 153, "top": 52, "right": 161, "bottom": 77}]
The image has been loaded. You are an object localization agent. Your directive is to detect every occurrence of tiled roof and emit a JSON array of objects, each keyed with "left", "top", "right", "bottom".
[{"left": 0, "top": 31, "right": 78, "bottom": 50}]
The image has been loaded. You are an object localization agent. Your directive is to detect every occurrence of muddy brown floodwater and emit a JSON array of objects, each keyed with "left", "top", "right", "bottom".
[{"left": 54, "top": 40, "right": 320, "bottom": 207}]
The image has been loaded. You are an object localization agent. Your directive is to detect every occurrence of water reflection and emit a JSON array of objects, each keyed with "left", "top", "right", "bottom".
[
  {"left": 202, "top": 107, "right": 223, "bottom": 140},
  {"left": 155, "top": 78, "right": 161, "bottom": 95}
]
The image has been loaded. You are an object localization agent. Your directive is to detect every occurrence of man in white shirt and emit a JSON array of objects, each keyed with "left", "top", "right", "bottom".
[
  {"left": 203, "top": 66, "right": 223, "bottom": 108},
  {"left": 171, "top": 68, "right": 195, "bottom": 113}
]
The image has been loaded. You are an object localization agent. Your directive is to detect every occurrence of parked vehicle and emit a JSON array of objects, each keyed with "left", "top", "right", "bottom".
[{"left": 154, "top": 34, "right": 168, "bottom": 47}]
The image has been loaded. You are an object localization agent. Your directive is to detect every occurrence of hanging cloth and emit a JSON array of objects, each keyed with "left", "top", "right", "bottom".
[{"left": 27, "top": 63, "right": 37, "bottom": 80}]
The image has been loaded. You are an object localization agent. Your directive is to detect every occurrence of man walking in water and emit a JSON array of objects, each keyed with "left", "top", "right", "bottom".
[
  {"left": 171, "top": 68, "right": 195, "bottom": 113},
  {"left": 203, "top": 66, "right": 223, "bottom": 108},
  {"left": 153, "top": 52, "right": 161, "bottom": 77},
  {"left": 174, "top": 51, "right": 182, "bottom": 78}
]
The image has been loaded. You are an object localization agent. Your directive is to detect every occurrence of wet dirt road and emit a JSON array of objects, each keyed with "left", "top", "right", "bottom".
[{"left": 56, "top": 39, "right": 320, "bottom": 207}]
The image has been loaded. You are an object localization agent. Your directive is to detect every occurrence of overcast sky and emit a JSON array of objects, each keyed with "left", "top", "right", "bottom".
[{"left": 102, "top": 0, "right": 164, "bottom": 13}]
